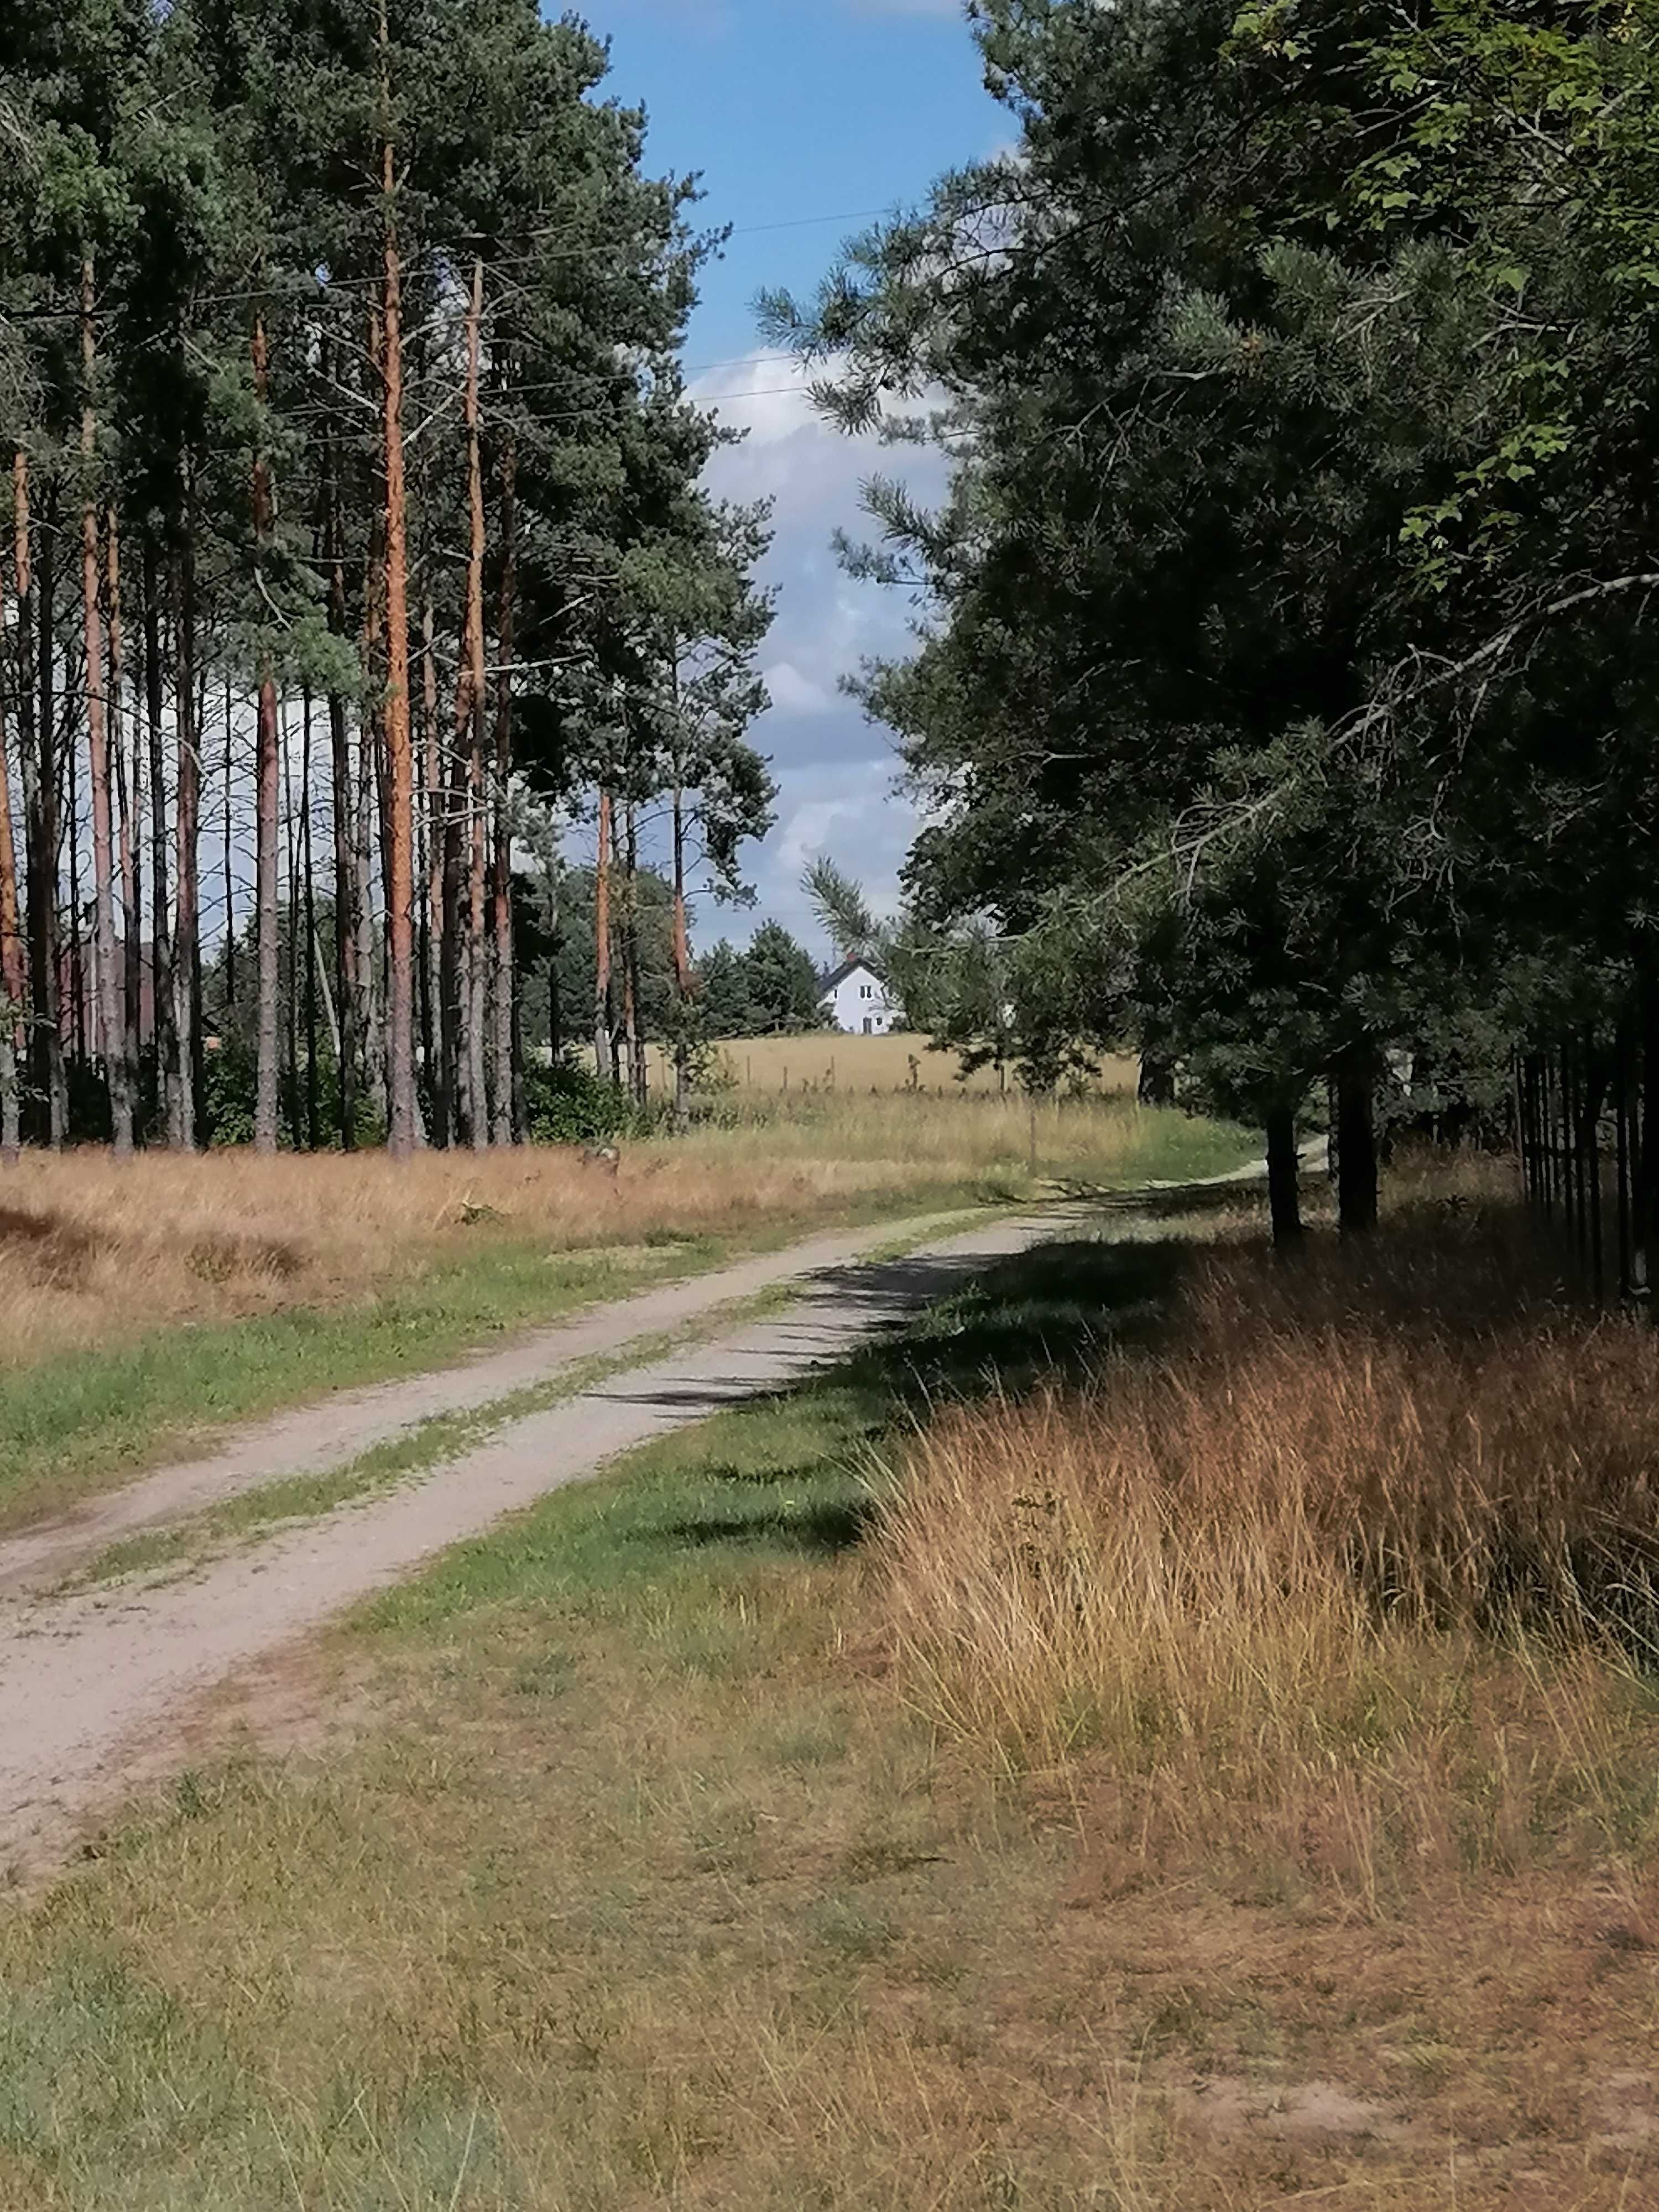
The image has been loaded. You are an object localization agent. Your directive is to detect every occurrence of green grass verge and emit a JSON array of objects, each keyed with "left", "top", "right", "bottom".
[
  {"left": 0, "top": 1190, "right": 1004, "bottom": 1536},
  {"left": 0, "top": 1233, "right": 1183, "bottom": 2211},
  {"left": 0, "top": 1108, "right": 1254, "bottom": 1536}
]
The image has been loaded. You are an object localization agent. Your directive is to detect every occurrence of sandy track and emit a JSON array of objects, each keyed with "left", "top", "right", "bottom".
[
  {"left": 0, "top": 1213, "right": 979, "bottom": 1599},
  {"left": 0, "top": 1207, "right": 1076, "bottom": 1874}
]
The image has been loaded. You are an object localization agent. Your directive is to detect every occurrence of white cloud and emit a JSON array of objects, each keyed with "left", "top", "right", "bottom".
[
  {"left": 762, "top": 660, "right": 833, "bottom": 717},
  {"left": 684, "top": 348, "right": 947, "bottom": 946}
]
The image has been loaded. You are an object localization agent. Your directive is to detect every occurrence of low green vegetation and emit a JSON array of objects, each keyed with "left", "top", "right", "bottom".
[{"left": 4, "top": 1199, "right": 1655, "bottom": 2208}]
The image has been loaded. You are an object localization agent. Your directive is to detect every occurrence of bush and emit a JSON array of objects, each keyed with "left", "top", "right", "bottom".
[{"left": 522, "top": 1057, "right": 642, "bottom": 1145}]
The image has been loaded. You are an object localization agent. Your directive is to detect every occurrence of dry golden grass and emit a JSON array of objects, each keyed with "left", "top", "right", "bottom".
[
  {"left": 2, "top": 1188, "right": 1657, "bottom": 2206},
  {"left": 0, "top": 1091, "right": 1232, "bottom": 1374},
  {"left": 875, "top": 1206, "right": 1659, "bottom": 1906},
  {"left": 650, "top": 1027, "right": 1141, "bottom": 1097},
  {"left": 0, "top": 1144, "right": 881, "bottom": 1370}
]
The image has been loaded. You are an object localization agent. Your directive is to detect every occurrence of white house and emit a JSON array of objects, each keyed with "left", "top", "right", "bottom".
[{"left": 819, "top": 958, "right": 899, "bottom": 1036}]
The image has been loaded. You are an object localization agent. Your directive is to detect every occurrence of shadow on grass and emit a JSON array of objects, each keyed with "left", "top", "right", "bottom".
[
  {"left": 658, "top": 1495, "right": 880, "bottom": 1560},
  {"left": 623, "top": 1229, "right": 1194, "bottom": 1571}
]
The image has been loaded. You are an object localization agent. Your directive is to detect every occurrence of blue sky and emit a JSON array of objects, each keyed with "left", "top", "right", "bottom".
[{"left": 577, "top": 0, "right": 1006, "bottom": 953}]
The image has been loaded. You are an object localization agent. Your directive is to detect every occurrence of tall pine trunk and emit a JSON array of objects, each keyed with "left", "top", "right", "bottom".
[
  {"left": 252, "top": 312, "right": 281, "bottom": 1156},
  {"left": 301, "top": 692, "right": 320, "bottom": 1150},
  {"left": 456, "top": 258, "right": 488, "bottom": 1151},
  {"left": 325, "top": 419, "right": 358, "bottom": 1150},
  {"left": 32, "top": 469, "right": 66, "bottom": 1145},
  {"left": 1265, "top": 1101, "right": 1302, "bottom": 1248},
  {"left": 81, "top": 260, "right": 132, "bottom": 1159},
  {"left": 488, "top": 424, "right": 516, "bottom": 1146},
  {"left": 419, "top": 594, "right": 443, "bottom": 1142},
  {"left": 357, "top": 436, "right": 385, "bottom": 1127},
  {"left": 622, "top": 802, "right": 646, "bottom": 1108},
  {"left": 107, "top": 510, "right": 141, "bottom": 1140},
  {"left": 671, "top": 780, "right": 692, "bottom": 1135},
  {"left": 13, "top": 457, "right": 41, "bottom": 1149},
  {"left": 0, "top": 493, "right": 23, "bottom": 1165},
  {"left": 142, "top": 533, "right": 172, "bottom": 1139},
  {"left": 593, "top": 786, "right": 613, "bottom": 1083},
  {"left": 378, "top": 1, "right": 417, "bottom": 1159},
  {"left": 170, "top": 515, "right": 201, "bottom": 1152}
]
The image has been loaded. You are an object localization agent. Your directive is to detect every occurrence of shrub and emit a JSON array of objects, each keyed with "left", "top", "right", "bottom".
[{"left": 522, "top": 1058, "right": 640, "bottom": 1145}]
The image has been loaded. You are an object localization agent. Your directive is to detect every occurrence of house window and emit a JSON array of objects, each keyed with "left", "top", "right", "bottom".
[{"left": 860, "top": 984, "right": 873, "bottom": 999}]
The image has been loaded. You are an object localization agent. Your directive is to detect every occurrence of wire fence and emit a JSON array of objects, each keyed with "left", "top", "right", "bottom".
[{"left": 1515, "top": 1032, "right": 1648, "bottom": 1305}]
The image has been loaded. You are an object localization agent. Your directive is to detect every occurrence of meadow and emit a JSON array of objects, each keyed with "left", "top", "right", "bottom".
[
  {"left": 0, "top": 1072, "right": 1246, "bottom": 1520},
  {"left": 646, "top": 1027, "right": 1142, "bottom": 1098},
  {"left": 0, "top": 1165, "right": 1654, "bottom": 2206}
]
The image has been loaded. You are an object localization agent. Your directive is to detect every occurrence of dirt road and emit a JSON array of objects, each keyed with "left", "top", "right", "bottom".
[{"left": 0, "top": 1206, "right": 1082, "bottom": 1874}]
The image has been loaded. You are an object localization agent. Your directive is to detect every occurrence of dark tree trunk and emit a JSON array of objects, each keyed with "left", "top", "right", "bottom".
[
  {"left": 142, "top": 533, "right": 172, "bottom": 1139},
  {"left": 1265, "top": 1102, "right": 1302, "bottom": 1248},
  {"left": 252, "top": 312, "right": 281, "bottom": 1156},
  {"left": 0, "top": 490, "right": 23, "bottom": 1164},
  {"left": 671, "top": 779, "right": 692, "bottom": 1134},
  {"left": 108, "top": 512, "right": 142, "bottom": 1140},
  {"left": 1138, "top": 1047, "right": 1176, "bottom": 1108},
  {"left": 488, "top": 419, "right": 517, "bottom": 1146},
  {"left": 171, "top": 523, "right": 201, "bottom": 1151},
  {"left": 623, "top": 802, "right": 646, "bottom": 1108},
  {"left": 325, "top": 418, "right": 358, "bottom": 1151},
  {"left": 1335, "top": 1047, "right": 1379, "bottom": 1237},
  {"left": 33, "top": 472, "right": 66, "bottom": 1145},
  {"left": 301, "top": 691, "right": 320, "bottom": 1151},
  {"left": 419, "top": 594, "right": 444, "bottom": 1144},
  {"left": 593, "top": 787, "right": 613, "bottom": 1083}
]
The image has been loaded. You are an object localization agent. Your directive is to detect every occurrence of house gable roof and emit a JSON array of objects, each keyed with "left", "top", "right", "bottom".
[{"left": 818, "top": 956, "right": 887, "bottom": 996}]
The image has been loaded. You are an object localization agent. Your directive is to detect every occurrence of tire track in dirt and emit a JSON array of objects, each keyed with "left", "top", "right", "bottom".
[{"left": 0, "top": 1207, "right": 1084, "bottom": 1875}]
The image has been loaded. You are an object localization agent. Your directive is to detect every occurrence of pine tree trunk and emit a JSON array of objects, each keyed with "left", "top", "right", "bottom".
[
  {"left": 223, "top": 677, "right": 235, "bottom": 1015},
  {"left": 594, "top": 786, "right": 613, "bottom": 1083},
  {"left": 252, "top": 312, "right": 281, "bottom": 1156},
  {"left": 419, "top": 594, "right": 444, "bottom": 1143},
  {"left": 0, "top": 502, "right": 23, "bottom": 1165},
  {"left": 325, "top": 422, "right": 358, "bottom": 1150},
  {"left": 13, "top": 457, "right": 39, "bottom": 1149},
  {"left": 32, "top": 471, "right": 66, "bottom": 1145},
  {"left": 358, "top": 442, "right": 385, "bottom": 1128},
  {"left": 671, "top": 781, "right": 692, "bottom": 1135},
  {"left": 301, "top": 691, "right": 320, "bottom": 1151},
  {"left": 171, "top": 521, "right": 200, "bottom": 1152},
  {"left": 1265, "top": 1101, "right": 1302, "bottom": 1248},
  {"left": 378, "top": 7, "right": 417, "bottom": 1161},
  {"left": 1335, "top": 1046, "right": 1379, "bottom": 1237},
  {"left": 456, "top": 257, "right": 489, "bottom": 1151},
  {"left": 108, "top": 510, "right": 141, "bottom": 1139},
  {"left": 81, "top": 262, "right": 133, "bottom": 1159},
  {"left": 623, "top": 803, "right": 646, "bottom": 1109},
  {"left": 142, "top": 533, "right": 172, "bottom": 1139},
  {"left": 488, "top": 424, "right": 517, "bottom": 1147},
  {"left": 284, "top": 706, "right": 300, "bottom": 1144}
]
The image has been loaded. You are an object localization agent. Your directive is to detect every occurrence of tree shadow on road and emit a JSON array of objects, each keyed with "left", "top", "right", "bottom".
[{"left": 635, "top": 1223, "right": 1201, "bottom": 1568}]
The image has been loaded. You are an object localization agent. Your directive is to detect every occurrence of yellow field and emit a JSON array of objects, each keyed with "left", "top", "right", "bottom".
[{"left": 646, "top": 1029, "right": 1141, "bottom": 1097}]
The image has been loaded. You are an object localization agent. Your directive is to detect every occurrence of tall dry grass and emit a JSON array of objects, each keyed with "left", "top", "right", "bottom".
[
  {"left": 0, "top": 1089, "right": 1222, "bottom": 1372},
  {"left": 874, "top": 1208, "right": 1659, "bottom": 1893},
  {"left": 0, "top": 1143, "right": 931, "bottom": 1371},
  {"left": 646, "top": 1028, "right": 1141, "bottom": 1098}
]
